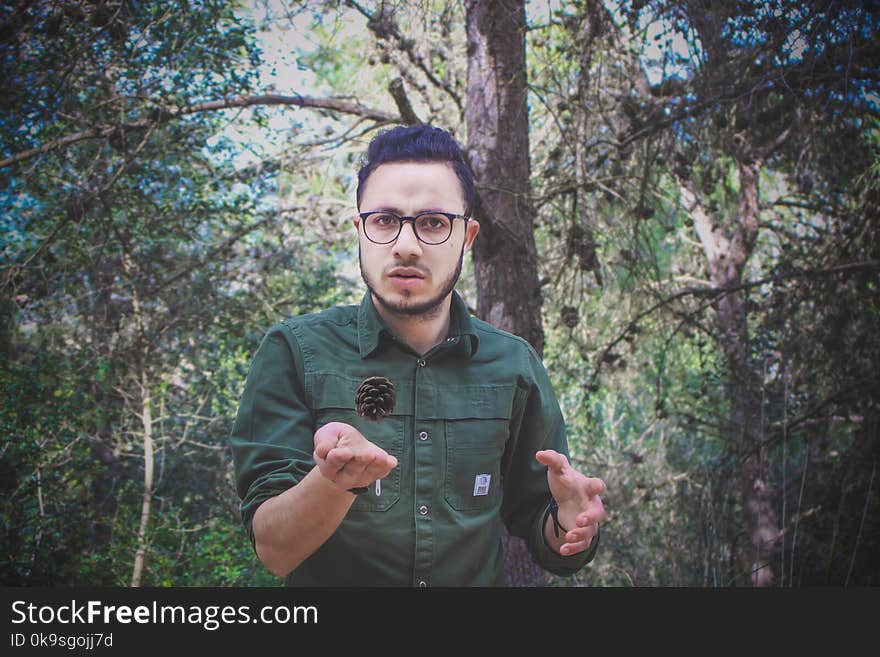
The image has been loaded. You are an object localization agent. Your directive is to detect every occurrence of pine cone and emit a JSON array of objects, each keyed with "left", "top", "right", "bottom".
[{"left": 355, "top": 376, "right": 396, "bottom": 421}]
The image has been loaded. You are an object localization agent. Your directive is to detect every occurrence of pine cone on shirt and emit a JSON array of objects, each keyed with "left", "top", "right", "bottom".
[{"left": 355, "top": 376, "right": 396, "bottom": 421}]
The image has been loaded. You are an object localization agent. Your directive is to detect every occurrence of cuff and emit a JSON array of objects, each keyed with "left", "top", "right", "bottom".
[{"left": 528, "top": 500, "right": 600, "bottom": 578}]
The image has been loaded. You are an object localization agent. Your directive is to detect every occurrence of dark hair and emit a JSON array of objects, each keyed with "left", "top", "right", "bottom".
[{"left": 356, "top": 125, "right": 475, "bottom": 215}]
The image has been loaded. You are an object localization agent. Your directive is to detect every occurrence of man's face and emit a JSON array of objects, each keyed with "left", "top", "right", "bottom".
[{"left": 355, "top": 161, "right": 479, "bottom": 318}]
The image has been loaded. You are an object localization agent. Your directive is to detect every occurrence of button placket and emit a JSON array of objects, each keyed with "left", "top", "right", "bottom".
[{"left": 412, "top": 352, "right": 433, "bottom": 589}]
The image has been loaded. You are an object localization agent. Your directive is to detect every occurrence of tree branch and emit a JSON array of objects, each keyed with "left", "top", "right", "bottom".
[
  {"left": 347, "top": 0, "right": 464, "bottom": 117},
  {"left": 0, "top": 94, "right": 399, "bottom": 169},
  {"left": 143, "top": 205, "right": 305, "bottom": 300},
  {"left": 388, "top": 77, "right": 422, "bottom": 125},
  {"left": 588, "top": 260, "right": 880, "bottom": 384}
]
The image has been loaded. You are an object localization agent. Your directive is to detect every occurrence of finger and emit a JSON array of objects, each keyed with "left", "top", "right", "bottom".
[
  {"left": 348, "top": 445, "right": 393, "bottom": 469},
  {"left": 323, "top": 446, "right": 355, "bottom": 474},
  {"left": 314, "top": 424, "right": 349, "bottom": 460},
  {"left": 349, "top": 448, "right": 381, "bottom": 467},
  {"left": 575, "top": 508, "right": 603, "bottom": 527},
  {"left": 314, "top": 438, "right": 334, "bottom": 460},
  {"left": 582, "top": 477, "right": 605, "bottom": 497},
  {"left": 563, "top": 522, "right": 599, "bottom": 552},
  {"left": 337, "top": 457, "right": 370, "bottom": 487},
  {"left": 365, "top": 453, "right": 397, "bottom": 480},
  {"left": 535, "top": 449, "right": 568, "bottom": 472},
  {"left": 564, "top": 524, "right": 589, "bottom": 541},
  {"left": 315, "top": 453, "right": 343, "bottom": 482},
  {"left": 565, "top": 523, "right": 598, "bottom": 544},
  {"left": 583, "top": 496, "right": 606, "bottom": 525},
  {"left": 351, "top": 450, "right": 380, "bottom": 471},
  {"left": 559, "top": 539, "right": 590, "bottom": 556}
]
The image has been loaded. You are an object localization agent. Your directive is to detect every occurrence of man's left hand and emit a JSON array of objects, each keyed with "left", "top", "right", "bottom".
[{"left": 536, "top": 449, "right": 605, "bottom": 556}]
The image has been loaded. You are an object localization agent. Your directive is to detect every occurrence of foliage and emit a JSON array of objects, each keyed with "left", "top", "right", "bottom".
[
  {"left": 1, "top": 0, "right": 877, "bottom": 586},
  {"left": 530, "top": 0, "right": 879, "bottom": 585},
  {"left": 1, "top": 0, "right": 352, "bottom": 586}
]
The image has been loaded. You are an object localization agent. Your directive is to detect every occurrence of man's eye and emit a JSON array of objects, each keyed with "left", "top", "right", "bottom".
[
  {"left": 372, "top": 214, "right": 397, "bottom": 226},
  {"left": 420, "top": 215, "right": 448, "bottom": 229}
]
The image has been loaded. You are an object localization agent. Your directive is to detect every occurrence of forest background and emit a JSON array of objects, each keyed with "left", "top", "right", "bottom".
[{"left": 1, "top": 0, "right": 877, "bottom": 587}]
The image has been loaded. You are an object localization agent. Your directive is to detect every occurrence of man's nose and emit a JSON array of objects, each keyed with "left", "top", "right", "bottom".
[{"left": 392, "top": 219, "right": 423, "bottom": 258}]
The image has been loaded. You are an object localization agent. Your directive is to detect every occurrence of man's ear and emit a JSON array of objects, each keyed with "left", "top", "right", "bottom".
[
  {"left": 352, "top": 215, "right": 361, "bottom": 231},
  {"left": 464, "top": 219, "right": 480, "bottom": 251}
]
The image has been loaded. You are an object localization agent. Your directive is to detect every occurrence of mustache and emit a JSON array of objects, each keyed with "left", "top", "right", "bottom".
[{"left": 384, "top": 263, "right": 429, "bottom": 277}]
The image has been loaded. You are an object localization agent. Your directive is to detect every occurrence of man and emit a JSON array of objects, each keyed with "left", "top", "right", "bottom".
[{"left": 230, "top": 124, "right": 605, "bottom": 586}]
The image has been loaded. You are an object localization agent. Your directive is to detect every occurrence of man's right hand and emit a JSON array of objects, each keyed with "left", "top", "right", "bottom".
[{"left": 313, "top": 422, "right": 398, "bottom": 493}]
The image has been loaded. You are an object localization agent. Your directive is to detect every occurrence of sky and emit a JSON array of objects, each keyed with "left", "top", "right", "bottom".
[{"left": 209, "top": 1, "right": 692, "bottom": 170}]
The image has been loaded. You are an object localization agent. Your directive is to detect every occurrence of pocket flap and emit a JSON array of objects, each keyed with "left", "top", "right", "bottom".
[
  {"left": 307, "top": 373, "right": 359, "bottom": 410},
  {"left": 307, "top": 372, "right": 412, "bottom": 415},
  {"left": 419, "top": 384, "right": 515, "bottom": 420}
]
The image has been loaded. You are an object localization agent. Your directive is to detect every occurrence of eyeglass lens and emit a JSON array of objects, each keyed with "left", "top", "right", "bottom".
[{"left": 364, "top": 213, "right": 454, "bottom": 244}]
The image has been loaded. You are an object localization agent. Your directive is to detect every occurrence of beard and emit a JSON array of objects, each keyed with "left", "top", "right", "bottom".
[{"left": 360, "top": 243, "right": 465, "bottom": 319}]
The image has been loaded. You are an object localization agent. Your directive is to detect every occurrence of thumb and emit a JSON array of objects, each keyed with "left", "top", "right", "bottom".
[{"left": 535, "top": 449, "right": 568, "bottom": 473}]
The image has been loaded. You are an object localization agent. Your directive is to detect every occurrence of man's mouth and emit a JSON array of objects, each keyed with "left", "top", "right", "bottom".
[
  {"left": 388, "top": 267, "right": 426, "bottom": 279},
  {"left": 387, "top": 267, "right": 426, "bottom": 290}
]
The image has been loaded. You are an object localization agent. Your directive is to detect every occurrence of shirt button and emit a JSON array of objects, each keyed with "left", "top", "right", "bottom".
[
  {"left": 418, "top": 580, "right": 427, "bottom": 587},
  {"left": 418, "top": 504, "right": 429, "bottom": 516},
  {"left": 419, "top": 431, "right": 428, "bottom": 441},
  {"left": 417, "top": 359, "right": 426, "bottom": 367}
]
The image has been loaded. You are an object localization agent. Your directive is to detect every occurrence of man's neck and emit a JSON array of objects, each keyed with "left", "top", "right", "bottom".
[{"left": 372, "top": 294, "right": 453, "bottom": 357}]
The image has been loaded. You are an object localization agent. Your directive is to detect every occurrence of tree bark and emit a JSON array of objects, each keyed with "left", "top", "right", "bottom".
[
  {"left": 125, "top": 251, "right": 154, "bottom": 589},
  {"left": 682, "top": 156, "right": 779, "bottom": 585},
  {"left": 465, "top": 0, "right": 547, "bottom": 586},
  {"left": 725, "top": 159, "right": 778, "bottom": 586},
  {"left": 130, "top": 372, "right": 154, "bottom": 588},
  {"left": 465, "top": 0, "right": 544, "bottom": 357}
]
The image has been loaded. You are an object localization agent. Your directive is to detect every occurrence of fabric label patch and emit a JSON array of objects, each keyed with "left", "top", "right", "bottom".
[{"left": 473, "top": 474, "right": 491, "bottom": 496}]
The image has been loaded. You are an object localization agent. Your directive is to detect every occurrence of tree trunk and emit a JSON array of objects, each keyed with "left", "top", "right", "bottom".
[
  {"left": 125, "top": 251, "right": 154, "bottom": 588},
  {"left": 465, "top": 0, "right": 547, "bottom": 586},
  {"left": 130, "top": 369, "right": 154, "bottom": 588},
  {"left": 683, "top": 157, "right": 779, "bottom": 585},
  {"left": 724, "top": 160, "right": 778, "bottom": 586},
  {"left": 84, "top": 249, "right": 119, "bottom": 551}
]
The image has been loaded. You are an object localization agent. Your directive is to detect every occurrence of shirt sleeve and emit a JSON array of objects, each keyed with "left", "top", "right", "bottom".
[
  {"left": 500, "top": 342, "right": 598, "bottom": 577},
  {"left": 228, "top": 323, "right": 316, "bottom": 548}
]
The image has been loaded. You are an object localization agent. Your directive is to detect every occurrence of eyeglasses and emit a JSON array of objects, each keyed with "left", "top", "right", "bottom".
[{"left": 358, "top": 211, "right": 469, "bottom": 245}]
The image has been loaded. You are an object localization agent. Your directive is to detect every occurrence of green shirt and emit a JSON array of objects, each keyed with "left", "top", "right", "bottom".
[{"left": 230, "top": 291, "right": 598, "bottom": 586}]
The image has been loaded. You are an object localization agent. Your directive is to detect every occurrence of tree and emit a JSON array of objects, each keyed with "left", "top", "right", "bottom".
[
  {"left": 1, "top": 0, "right": 359, "bottom": 585},
  {"left": 649, "top": 0, "right": 878, "bottom": 585},
  {"left": 464, "top": 0, "right": 549, "bottom": 586},
  {"left": 528, "top": 0, "right": 879, "bottom": 584},
  {"left": 4, "top": 0, "right": 877, "bottom": 587}
]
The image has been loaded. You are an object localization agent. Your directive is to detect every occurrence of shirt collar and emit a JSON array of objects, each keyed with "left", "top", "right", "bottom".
[{"left": 357, "top": 290, "right": 480, "bottom": 360}]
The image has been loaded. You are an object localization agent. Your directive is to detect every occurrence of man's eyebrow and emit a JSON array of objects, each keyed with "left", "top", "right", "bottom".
[{"left": 363, "top": 206, "right": 448, "bottom": 214}]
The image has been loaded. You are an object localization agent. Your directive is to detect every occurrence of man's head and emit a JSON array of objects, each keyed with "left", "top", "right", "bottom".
[
  {"left": 353, "top": 125, "right": 479, "bottom": 319},
  {"left": 356, "top": 124, "right": 475, "bottom": 216}
]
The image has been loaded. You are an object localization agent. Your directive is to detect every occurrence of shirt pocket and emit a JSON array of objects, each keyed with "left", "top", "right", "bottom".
[
  {"left": 310, "top": 374, "right": 403, "bottom": 512},
  {"left": 442, "top": 385, "right": 514, "bottom": 512}
]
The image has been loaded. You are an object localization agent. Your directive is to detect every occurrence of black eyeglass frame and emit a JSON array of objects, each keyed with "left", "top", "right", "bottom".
[{"left": 358, "top": 211, "right": 470, "bottom": 245}]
